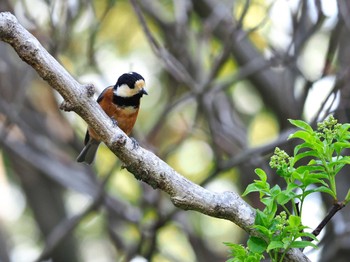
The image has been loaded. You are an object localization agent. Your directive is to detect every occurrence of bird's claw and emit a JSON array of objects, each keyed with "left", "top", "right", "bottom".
[
  {"left": 130, "top": 137, "right": 139, "bottom": 150},
  {"left": 111, "top": 117, "right": 118, "bottom": 127}
]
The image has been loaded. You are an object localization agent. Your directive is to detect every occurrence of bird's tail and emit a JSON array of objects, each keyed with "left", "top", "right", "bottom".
[{"left": 76, "top": 140, "right": 100, "bottom": 164}]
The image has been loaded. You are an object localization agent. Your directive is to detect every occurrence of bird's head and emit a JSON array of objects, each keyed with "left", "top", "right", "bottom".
[{"left": 114, "top": 72, "right": 148, "bottom": 98}]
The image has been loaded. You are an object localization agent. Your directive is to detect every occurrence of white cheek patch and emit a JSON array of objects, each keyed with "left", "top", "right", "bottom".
[
  {"left": 135, "top": 80, "right": 145, "bottom": 92},
  {"left": 114, "top": 84, "right": 139, "bottom": 97}
]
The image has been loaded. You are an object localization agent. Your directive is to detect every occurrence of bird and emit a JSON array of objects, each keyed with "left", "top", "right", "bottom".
[{"left": 77, "top": 72, "right": 148, "bottom": 164}]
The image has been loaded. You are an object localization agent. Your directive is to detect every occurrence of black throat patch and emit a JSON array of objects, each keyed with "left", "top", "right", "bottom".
[{"left": 113, "top": 93, "right": 143, "bottom": 108}]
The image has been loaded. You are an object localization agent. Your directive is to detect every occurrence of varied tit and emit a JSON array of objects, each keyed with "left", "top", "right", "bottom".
[{"left": 77, "top": 72, "right": 148, "bottom": 164}]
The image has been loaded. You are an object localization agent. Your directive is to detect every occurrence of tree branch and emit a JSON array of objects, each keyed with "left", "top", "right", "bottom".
[
  {"left": 0, "top": 9, "right": 253, "bottom": 232},
  {"left": 0, "top": 12, "right": 310, "bottom": 262}
]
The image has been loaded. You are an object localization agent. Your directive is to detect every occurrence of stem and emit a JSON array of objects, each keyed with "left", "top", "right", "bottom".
[
  {"left": 280, "top": 251, "right": 287, "bottom": 262},
  {"left": 268, "top": 251, "right": 273, "bottom": 261},
  {"left": 322, "top": 158, "right": 337, "bottom": 199},
  {"left": 299, "top": 193, "right": 308, "bottom": 217},
  {"left": 329, "top": 175, "right": 337, "bottom": 199},
  {"left": 282, "top": 204, "right": 292, "bottom": 216},
  {"left": 305, "top": 201, "right": 344, "bottom": 241},
  {"left": 294, "top": 199, "right": 301, "bottom": 217}
]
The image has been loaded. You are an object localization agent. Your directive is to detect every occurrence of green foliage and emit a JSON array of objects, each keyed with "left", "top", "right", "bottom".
[
  {"left": 226, "top": 116, "right": 350, "bottom": 261},
  {"left": 224, "top": 242, "right": 264, "bottom": 262}
]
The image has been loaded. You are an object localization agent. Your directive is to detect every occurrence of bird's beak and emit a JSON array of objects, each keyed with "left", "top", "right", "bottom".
[{"left": 141, "top": 88, "right": 148, "bottom": 95}]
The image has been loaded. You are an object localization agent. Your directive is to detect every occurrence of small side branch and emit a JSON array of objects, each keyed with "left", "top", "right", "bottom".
[{"left": 311, "top": 201, "right": 345, "bottom": 240}]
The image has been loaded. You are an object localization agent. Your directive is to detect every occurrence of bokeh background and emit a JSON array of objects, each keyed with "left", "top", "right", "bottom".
[{"left": 0, "top": 0, "right": 350, "bottom": 261}]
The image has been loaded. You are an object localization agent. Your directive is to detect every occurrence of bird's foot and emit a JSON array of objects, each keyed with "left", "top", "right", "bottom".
[
  {"left": 130, "top": 137, "right": 139, "bottom": 150},
  {"left": 111, "top": 117, "right": 118, "bottom": 127}
]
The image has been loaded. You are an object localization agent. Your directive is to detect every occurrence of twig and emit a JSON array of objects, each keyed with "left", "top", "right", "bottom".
[
  {"left": 236, "top": 0, "right": 250, "bottom": 29},
  {"left": 312, "top": 202, "right": 344, "bottom": 237},
  {"left": 129, "top": 0, "right": 197, "bottom": 90},
  {"left": 304, "top": 201, "right": 345, "bottom": 242}
]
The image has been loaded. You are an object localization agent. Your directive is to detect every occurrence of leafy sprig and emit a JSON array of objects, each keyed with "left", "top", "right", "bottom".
[{"left": 226, "top": 116, "right": 350, "bottom": 261}]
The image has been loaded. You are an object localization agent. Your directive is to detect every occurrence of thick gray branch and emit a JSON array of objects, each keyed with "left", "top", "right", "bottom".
[
  {"left": 0, "top": 10, "right": 254, "bottom": 231},
  {"left": 0, "top": 12, "right": 310, "bottom": 262}
]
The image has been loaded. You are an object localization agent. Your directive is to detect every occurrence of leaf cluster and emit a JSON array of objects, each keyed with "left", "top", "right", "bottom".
[{"left": 226, "top": 116, "right": 350, "bottom": 261}]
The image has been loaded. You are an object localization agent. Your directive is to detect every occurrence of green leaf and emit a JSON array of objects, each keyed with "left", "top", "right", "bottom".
[
  {"left": 243, "top": 184, "right": 262, "bottom": 196},
  {"left": 313, "top": 186, "right": 336, "bottom": 197},
  {"left": 291, "top": 170, "right": 303, "bottom": 181},
  {"left": 266, "top": 240, "right": 284, "bottom": 252},
  {"left": 286, "top": 182, "right": 299, "bottom": 191},
  {"left": 333, "top": 142, "right": 350, "bottom": 155},
  {"left": 270, "top": 184, "right": 282, "bottom": 196},
  {"left": 328, "top": 156, "right": 350, "bottom": 166},
  {"left": 307, "top": 172, "right": 328, "bottom": 180},
  {"left": 289, "top": 240, "right": 318, "bottom": 249},
  {"left": 265, "top": 201, "right": 278, "bottom": 221},
  {"left": 276, "top": 190, "right": 296, "bottom": 205},
  {"left": 298, "top": 232, "right": 318, "bottom": 241},
  {"left": 293, "top": 150, "right": 319, "bottom": 164},
  {"left": 224, "top": 242, "right": 258, "bottom": 262},
  {"left": 302, "top": 177, "right": 328, "bottom": 187},
  {"left": 294, "top": 143, "right": 311, "bottom": 155},
  {"left": 255, "top": 168, "right": 267, "bottom": 182},
  {"left": 344, "top": 188, "right": 350, "bottom": 205},
  {"left": 330, "top": 156, "right": 350, "bottom": 174},
  {"left": 288, "top": 215, "right": 301, "bottom": 227},
  {"left": 261, "top": 197, "right": 273, "bottom": 208},
  {"left": 289, "top": 130, "right": 312, "bottom": 142},
  {"left": 293, "top": 141, "right": 324, "bottom": 156},
  {"left": 334, "top": 163, "right": 347, "bottom": 176},
  {"left": 224, "top": 242, "right": 246, "bottom": 256},
  {"left": 247, "top": 254, "right": 264, "bottom": 262},
  {"left": 337, "top": 123, "right": 350, "bottom": 140},
  {"left": 302, "top": 188, "right": 324, "bottom": 198},
  {"left": 295, "top": 165, "right": 325, "bottom": 174},
  {"left": 254, "top": 210, "right": 268, "bottom": 227},
  {"left": 289, "top": 119, "right": 313, "bottom": 132},
  {"left": 339, "top": 156, "right": 350, "bottom": 163},
  {"left": 247, "top": 237, "right": 267, "bottom": 254},
  {"left": 252, "top": 225, "right": 271, "bottom": 237}
]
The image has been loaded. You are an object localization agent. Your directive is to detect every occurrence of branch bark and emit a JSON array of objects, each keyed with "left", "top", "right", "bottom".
[{"left": 0, "top": 12, "right": 310, "bottom": 262}]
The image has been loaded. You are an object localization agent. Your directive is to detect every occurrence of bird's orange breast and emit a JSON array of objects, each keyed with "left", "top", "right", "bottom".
[{"left": 88, "top": 87, "right": 139, "bottom": 141}]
